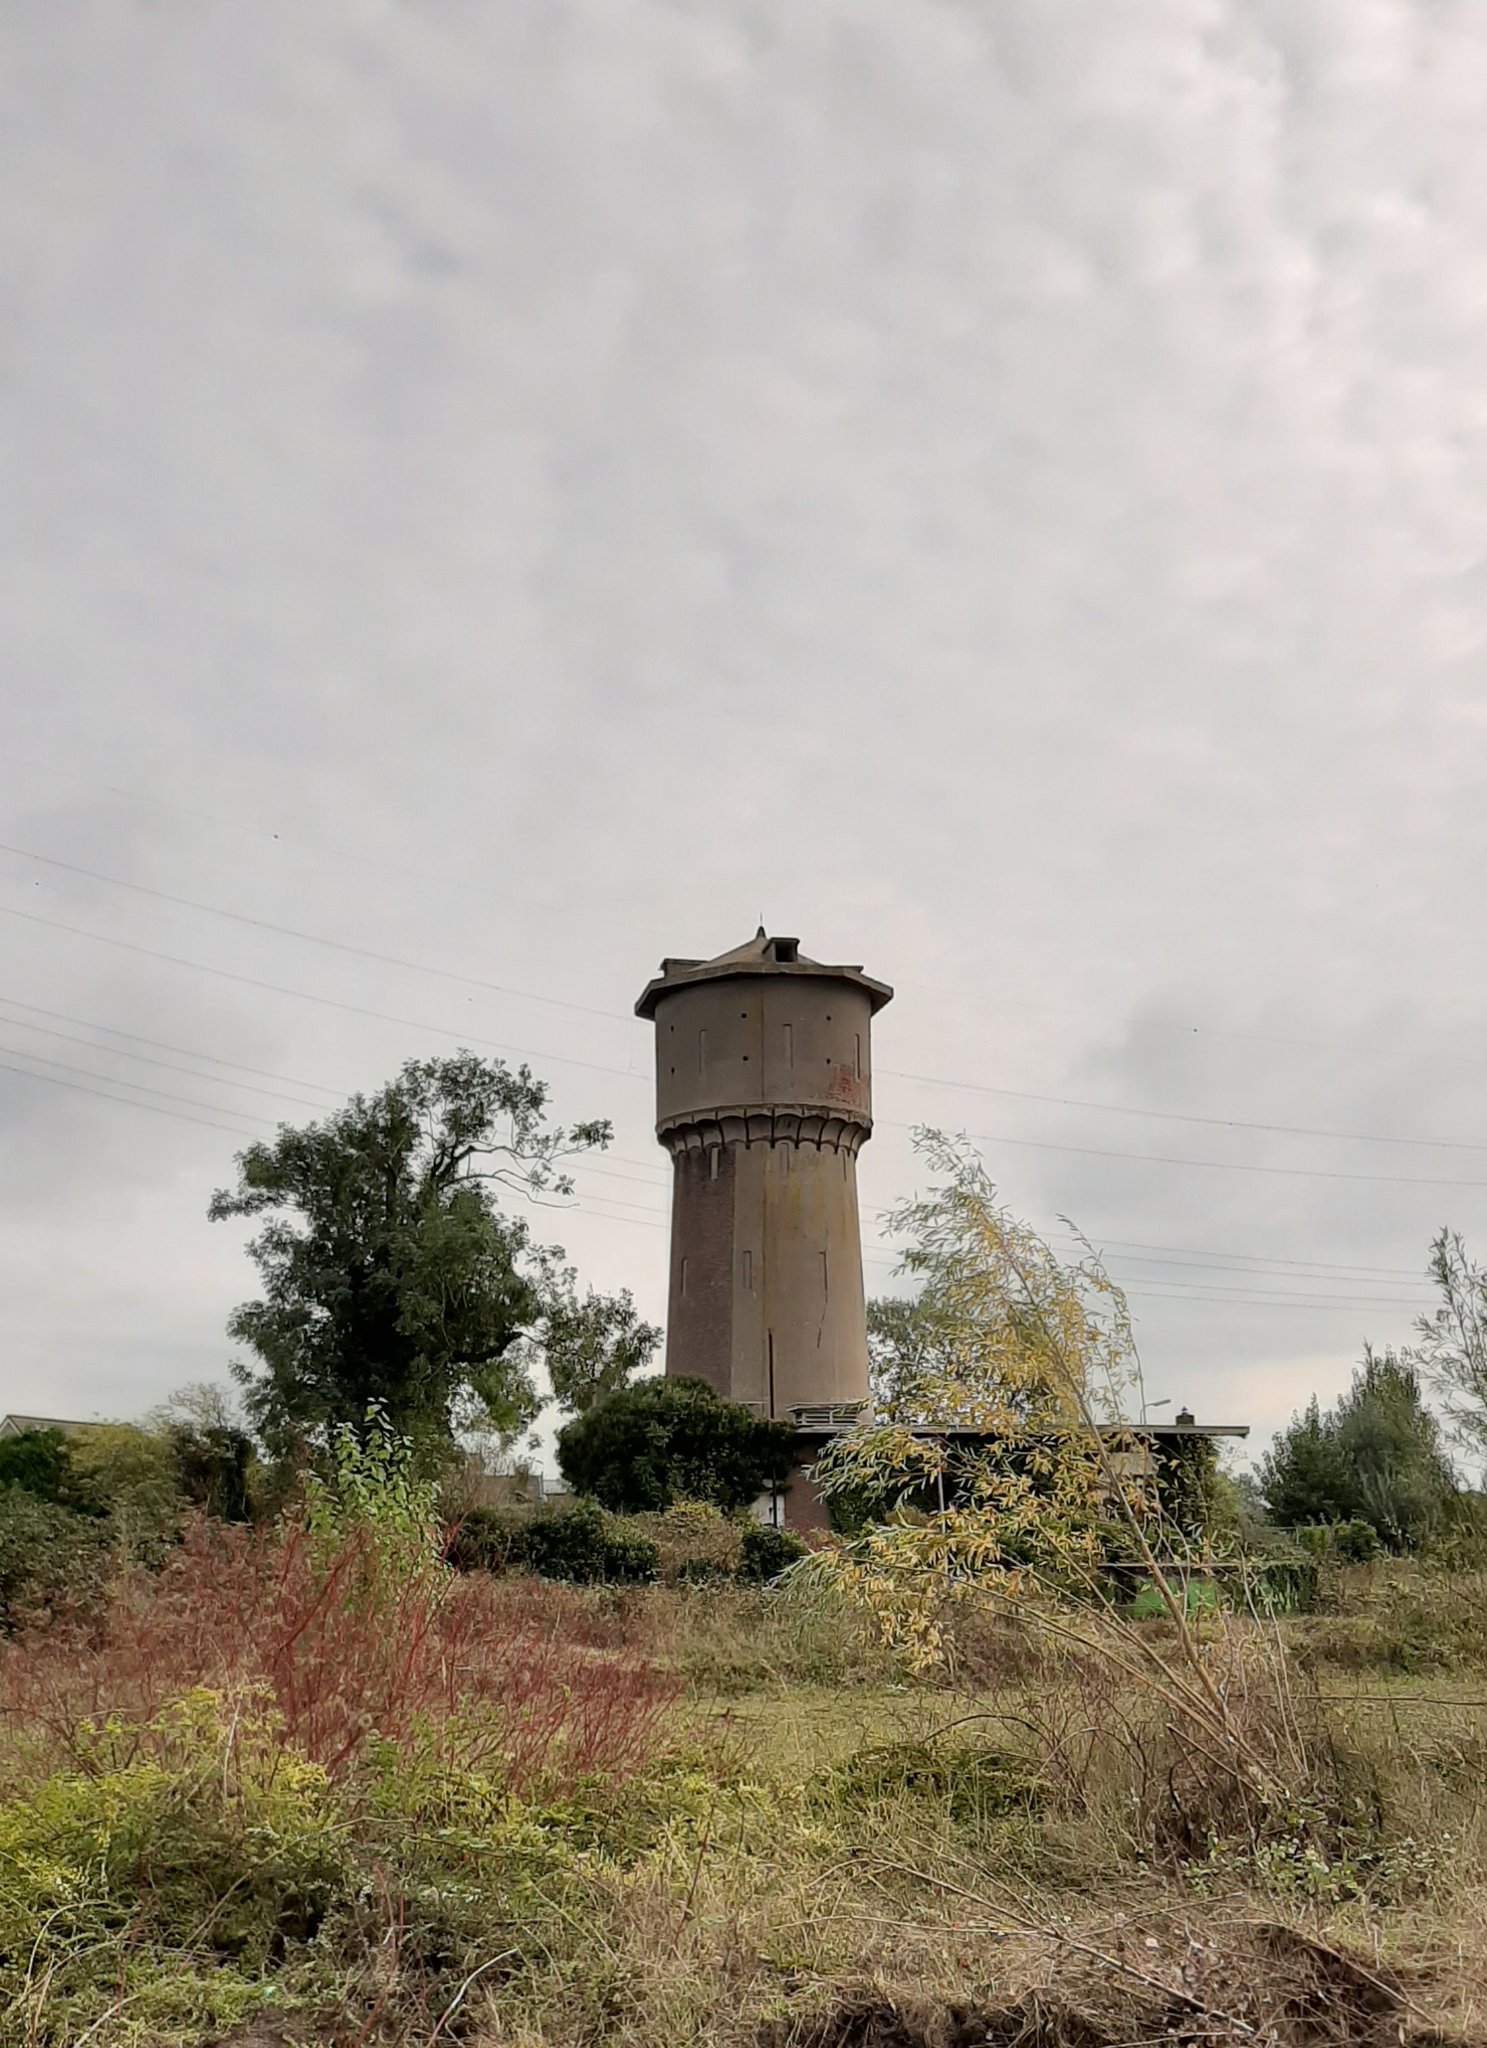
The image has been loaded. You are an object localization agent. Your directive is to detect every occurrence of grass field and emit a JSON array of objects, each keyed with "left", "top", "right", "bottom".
[{"left": 3, "top": 1532, "right": 1487, "bottom": 2048}]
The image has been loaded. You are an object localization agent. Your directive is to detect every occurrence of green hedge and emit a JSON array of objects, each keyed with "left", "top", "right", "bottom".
[
  {"left": 447, "top": 1501, "right": 809, "bottom": 1587},
  {"left": 447, "top": 1500, "right": 659, "bottom": 1583},
  {"left": 736, "top": 1524, "right": 807, "bottom": 1582}
]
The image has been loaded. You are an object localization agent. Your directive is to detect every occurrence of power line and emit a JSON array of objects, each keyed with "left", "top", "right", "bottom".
[
  {"left": 545, "top": 1202, "right": 1424, "bottom": 1311},
  {"left": 0, "top": 1045, "right": 1425, "bottom": 1316},
  {"left": 0, "top": 843, "right": 637, "bottom": 1027},
  {"left": 0, "top": 995, "right": 346, "bottom": 1097},
  {"left": 926, "top": 1123, "right": 1487, "bottom": 1191},
  {"left": 12, "top": 892, "right": 1483, "bottom": 1187},
  {"left": 573, "top": 1162, "right": 672, "bottom": 1192},
  {"left": 1120, "top": 1289, "right": 1422, "bottom": 1315},
  {"left": 1048, "top": 1231, "right": 1431, "bottom": 1279},
  {"left": 4, "top": 751, "right": 1478, "bottom": 1092},
  {"left": 0, "top": 1041, "right": 282, "bottom": 1128},
  {"left": 903, "top": 979, "right": 1487, "bottom": 1074},
  {"left": 0, "top": 1009, "right": 674, "bottom": 1208},
  {"left": 0, "top": 1004, "right": 682, "bottom": 1184},
  {"left": 0, "top": 751, "right": 657, "bottom": 940},
  {"left": 1063, "top": 1248, "right": 1432, "bottom": 1293},
  {"left": 0, "top": 1013, "right": 340, "bottom": 1115},
  {"left": 11, "top": 845, "right": 1487, "bottom": 1169},
  {"left": 882, "top": 1066, "right": 1487, "bottom": 1154},
  {"left": 0, "top": 1055, "right": 264, "bottom": 1138},
  {"left": 0, "top": 903, "right": 649, "bottom": 1087},
  {"left": 9, "top": 875, "right": 1487, "bottom": 1258},
  {"left": 1121, "top": 1285, "right": 1424, "bottom": 1309}
]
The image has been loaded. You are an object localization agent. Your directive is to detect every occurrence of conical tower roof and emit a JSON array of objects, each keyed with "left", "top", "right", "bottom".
[{"left": 634, "top": 928, "right": 892, "bottom": 1019}]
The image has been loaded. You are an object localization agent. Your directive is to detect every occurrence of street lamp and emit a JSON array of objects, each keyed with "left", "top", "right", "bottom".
[{"left": 1141, "top": 1396, "right": 1171, "bottom": 1426}]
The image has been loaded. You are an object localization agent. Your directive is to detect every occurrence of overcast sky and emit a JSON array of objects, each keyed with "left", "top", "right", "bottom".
[{"left": 4, "top": 1, "right": 1487, "bottom": 1471}]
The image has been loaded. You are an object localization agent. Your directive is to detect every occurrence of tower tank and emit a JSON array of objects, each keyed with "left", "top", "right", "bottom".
[{"left": 635, "top": 930, "right": 893, "bottom": 1418}]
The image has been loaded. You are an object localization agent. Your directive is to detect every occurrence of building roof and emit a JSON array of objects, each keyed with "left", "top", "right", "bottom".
[
  {"left": 635, "top": 927, "right": 894, "bottom": 1019},
  {"left": 788, "top": 1413, "right": 1249, "bottom": 1441},
  {"left": 0, "top": 1414, "right": 90, "bottom": 1438}
]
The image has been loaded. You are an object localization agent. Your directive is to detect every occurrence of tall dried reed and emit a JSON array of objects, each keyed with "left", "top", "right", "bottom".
[{"left": 0, "top": 1514, "right": 678, "bottom": 1790}]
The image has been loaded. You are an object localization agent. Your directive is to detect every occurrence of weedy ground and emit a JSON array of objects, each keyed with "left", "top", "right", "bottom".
[{"left": 2, "top": 1535, "right": 1487, "bottom": 2048}]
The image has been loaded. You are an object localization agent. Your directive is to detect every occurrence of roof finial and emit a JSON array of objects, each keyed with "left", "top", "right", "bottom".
[{"left": 756, "top": 919, "right": 766, "bottom": 938}]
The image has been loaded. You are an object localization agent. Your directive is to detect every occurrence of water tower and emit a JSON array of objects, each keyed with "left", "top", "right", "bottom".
[{"left": 635, "top": 930, "right": 892, "bottom": 1419}]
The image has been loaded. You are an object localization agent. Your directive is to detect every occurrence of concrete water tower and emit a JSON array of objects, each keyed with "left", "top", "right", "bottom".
[{"left": 635, "top": 930, "right": 893, "bottom": 1419}]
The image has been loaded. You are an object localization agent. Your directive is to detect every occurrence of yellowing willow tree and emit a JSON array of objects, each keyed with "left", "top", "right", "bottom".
[
  {"left": 805, "top": 1131, "right": 1145, "bottom": 1666},
  {"left": 807, "top": 1133, "right": 1294, "bottom": 1800}
]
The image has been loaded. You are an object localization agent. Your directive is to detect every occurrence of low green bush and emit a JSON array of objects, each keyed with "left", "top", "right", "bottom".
[
  {"left": 445, "top": 1501, "right": 659, "bottom": 1582},
  {"left": 443, "top": 1503, "right": 525, "bottom": 1572},
  {"left": 737, "top": 1523, "right": 807, "bottom": 1582},
  {"left": 556, "top": 1377, "right": 794, "bottom": 1514},
  {"left": 0, "top": 1689, "right": 348, "bottom": 2044},
  {"left": 675, "top": 1555, "right": 731, "bottom": 1584},
  {"left": 1129, "top": 1576, "right": 1222, "bottom": 1620},
  {"left": 0, "top": 1486, "right": 109, "bottom": 1632},
  {"left": 1294, "top": 1520, "right": 1380, "bottom": 1563},
  {"left": 819, "top": 1736, "right": 1043, "bottom": 1824},
  {"left": 517, "top": 1499, "right": 659, "bottom": 1584},
  {"left": 1254, "top": 1555, "right": 1322, "bottom": 1614},
  {"left": 0, "top": 1428, "right": 79, "bottom": 1506}
]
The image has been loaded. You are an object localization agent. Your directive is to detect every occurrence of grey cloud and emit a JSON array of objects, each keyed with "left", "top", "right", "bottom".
[{"left": 3, "top": 1, "right": 1486, "bottom": 1455}]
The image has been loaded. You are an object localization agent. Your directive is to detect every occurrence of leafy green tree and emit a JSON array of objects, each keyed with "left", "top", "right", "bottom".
[
  {"left": 1258, "top": 1348, "right": 1455, "bottom": 1549},
  {"left": 1256, "top": 1397, "right": 1358, "bottom": 1529},
  {"left": 1335, "top": 1347, "right": 1456, "bottom": 1549},
  {"left": 151, "top": 1384, "right": 256, "bottom": 1521},
  {"left": 1409, "top": 1227, "right": 1487, "bottom": 1464},
  {"left": 555, "top": 1377, "right": 795, "bottom": 1514},
  {"left": 866, "top": 1294, "right": 975, "bottom": 1422},
  {"left": 521, "top": 1271, "right": 662, "bottom": 1415},
  {"left": 209, "top": 1052, "right": 614, "bottom": 1466}
]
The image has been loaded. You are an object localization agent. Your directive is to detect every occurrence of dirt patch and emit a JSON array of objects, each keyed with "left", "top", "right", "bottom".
[
  {"left": 770, "top": 1919, "right": 1472, "bottom": 2048},
  {"left": 209, "top": 2022, "right": 319, "bottom": 2048}
]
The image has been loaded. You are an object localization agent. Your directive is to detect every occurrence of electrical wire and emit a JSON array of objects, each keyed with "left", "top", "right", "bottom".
[
  {"left": 0, "top": 902, "right": 649, "bottom": 1086},
  {"left": 1045, "top": 1231, "right": 1431, "bottom": 1279},
  {"left": 880, "top": 1065, "right": 1487, "bottom": 1153},
  {"left": 0, "top": 1015, "right": 341, "bottom": 1114},
  {"left": 911, "top": 1122, "right": 1487, "bottom": 1191},
  {"left": 9, "top": 848, "right": 1487, "bottom": 1177},
  {"left": 0, "top": 1041, "right": 282, "bottom": 1126},
  {"left": 0, "top": 749, "right": 658, "bottom": 939},
  {"left": 0, "top": 1056, "right": 265, "bottom": 1138},
  {"left": 0, "top": 994, "right": 346, "bottom": 1097},
  {"left": 11, "top": 891, "right": 1485, "bottom": 1187},
  {"left": 0, "top": 967, "right": 1458, "bottom": 1305},
  {"left": 0, "top": 843, "right": 633, "bottom": 1025}
]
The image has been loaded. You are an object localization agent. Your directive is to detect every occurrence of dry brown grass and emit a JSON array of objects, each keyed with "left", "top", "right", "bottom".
[{"left": 6, "top": 1549, "right": 1487, "bottom": 2048}]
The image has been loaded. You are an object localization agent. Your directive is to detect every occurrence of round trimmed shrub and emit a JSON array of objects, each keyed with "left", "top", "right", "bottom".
[
  {"left": 737, "top": 1523, "right": 807, "bottom": 1583},
  {"left": 517, "top": 1500, "right": 659, "bottom": 1584}
]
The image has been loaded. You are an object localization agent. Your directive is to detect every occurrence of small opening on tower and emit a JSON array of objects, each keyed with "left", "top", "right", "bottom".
[{"left": 773, "top": 938, "right": 799, "bottom": 963}]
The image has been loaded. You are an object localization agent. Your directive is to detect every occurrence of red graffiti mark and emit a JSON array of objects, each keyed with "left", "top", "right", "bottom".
[{"left": 827, "top": 1067, "right": 866, "bottom": 1106}]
